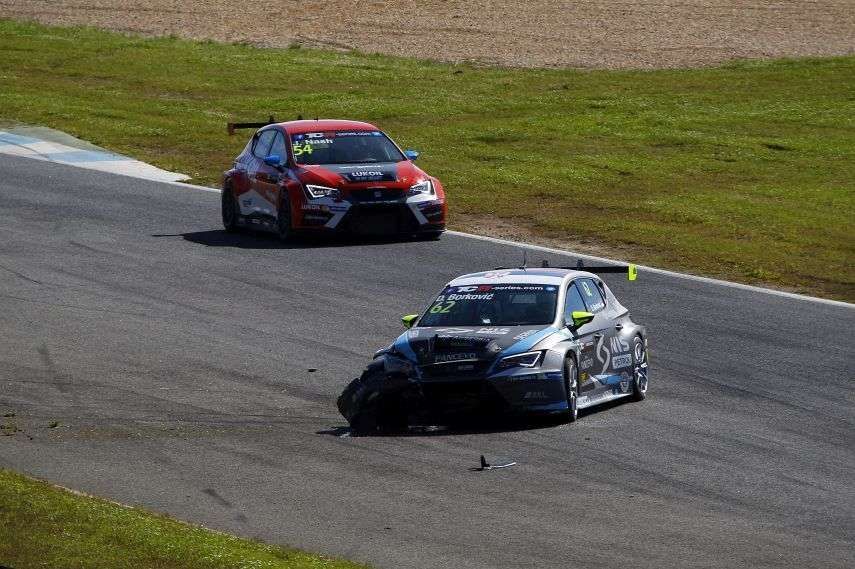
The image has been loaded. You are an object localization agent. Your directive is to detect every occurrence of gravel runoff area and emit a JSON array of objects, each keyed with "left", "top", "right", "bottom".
[{"left": 1, "top": 1, "right": 853, "bottom": 68}]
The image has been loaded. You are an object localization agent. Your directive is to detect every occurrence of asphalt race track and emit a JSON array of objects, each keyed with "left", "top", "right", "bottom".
[{"left": 1, "top": 155, "right": 853, "bottom": 569}]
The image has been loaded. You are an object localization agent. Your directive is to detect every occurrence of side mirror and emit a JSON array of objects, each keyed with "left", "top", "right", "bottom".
[
  {"left": 404, "top": 149, "right": 420, "bottom": 161},
  {"left": 401, "top": 314, "right": 419, "bottom": 329},
  {"left": 570, "top": 311, "right": 595, "bottom": 328},
  {"left": 263, "top": 154, "right": 283, "bottom": 169}
]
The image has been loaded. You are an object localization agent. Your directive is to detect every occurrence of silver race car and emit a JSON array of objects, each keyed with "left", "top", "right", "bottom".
[{"left": 338, "top": 262, "right": 648, "bottom": 433}]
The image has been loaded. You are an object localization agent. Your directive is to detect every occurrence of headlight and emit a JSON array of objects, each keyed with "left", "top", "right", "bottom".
[
  {"left": 497, "top": 351, "right": 544, "bottom": 370},
  {"left": 305, "top": 184, "right": 340, "bottom": 199},
  {"left": 373, "top": 344, "right": 393, "bottom": 359},
  {"left": 407, "top": 180, "right": 434, "bottom": 196},
  {"left": 383, "top": 354, "right": 415, "bottom": 375}
]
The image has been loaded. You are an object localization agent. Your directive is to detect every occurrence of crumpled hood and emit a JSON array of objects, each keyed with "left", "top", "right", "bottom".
[
  {"left": 398, "top": 325, "right": 555, "bottom": 365},
  {"left": 296, "top": 160, "right": 424, "bottom": 188}
]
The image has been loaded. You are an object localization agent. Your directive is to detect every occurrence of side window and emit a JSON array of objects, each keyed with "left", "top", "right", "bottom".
[
  {"left": 563, "top": 282, "right": 588, "bottom": 323},
  {"left": 578, "top": 278, "right": 606, "bottom": 313},
  {"left": 252, "top": 130, "right": 276, "bottom": 159},
  {"left": 269, "top": 132, "right": 286, "bottom": 161}
]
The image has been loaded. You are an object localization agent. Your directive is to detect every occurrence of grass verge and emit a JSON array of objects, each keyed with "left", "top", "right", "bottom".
[
  {"left": 0, "top": 20, "right": 853, "bottom": 300},
  {"left": 0, "top": 468, "right": 368, "bottom": 569}
]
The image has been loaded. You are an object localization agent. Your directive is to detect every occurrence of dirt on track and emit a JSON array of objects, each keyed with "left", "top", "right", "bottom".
[{"left": 2, "top": 0, "right": 853, "bottom": 69}]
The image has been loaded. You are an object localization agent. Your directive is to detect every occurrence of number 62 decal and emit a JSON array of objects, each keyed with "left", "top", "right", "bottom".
[{"left": 429, "top": 301, "right": 456, "bottom": 314}]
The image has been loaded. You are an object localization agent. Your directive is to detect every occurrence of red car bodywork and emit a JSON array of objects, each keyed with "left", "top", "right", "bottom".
[{"left": 222, "top": 119, "right": 447, "bottom": 238}]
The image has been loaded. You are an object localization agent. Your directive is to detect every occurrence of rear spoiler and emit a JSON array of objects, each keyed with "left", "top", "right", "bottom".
[
  {"left": 554, "top": 260, "right": 638, "bottom": 281},
  {"left": 227, "top": 115, "right": 277, "bottom": 135},
  {"left": 493, "top": 259, "right": 638, "bottom": 281}
]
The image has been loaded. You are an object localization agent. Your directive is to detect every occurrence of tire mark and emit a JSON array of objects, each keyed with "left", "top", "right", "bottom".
[
  {"left": 0, "top": 261, "right": 41, "bottom": 285},
  {"left": 0, "top": 292, "right": 151, "bottom": 318},
  {"left": 202, "top": 488, "right": 248, "bottom": 524},
  {"left": 202, "top": 487, "right": 232, "bottom": 507},
  {"left": 36, "top": 343, "right": 84, "bottom": 410}
]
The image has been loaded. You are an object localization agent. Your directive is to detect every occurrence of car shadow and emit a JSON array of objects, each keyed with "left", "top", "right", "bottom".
[
  {"left": 317, "top": 415, "right": 565, "bottom": 438},
  {"left": 579, "top": 396, "right": 634, "bottom": 417},
  {"left": 318, "top": 397, "right": 634, "bottom": 438},
  {"left": 151, "top": 229, "right": 427, "bottom": 250}
]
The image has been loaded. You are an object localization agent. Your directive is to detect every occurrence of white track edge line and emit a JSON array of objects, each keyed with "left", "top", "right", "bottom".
[
  {"left": 169, "top": 179, "right": 852, "bottom": 309},
  {"left": 444, "top": 231, "right": 853, "bottom": 309},
  {"left": 170, "top": 179, "right": 851, "bottom": 309},
  {"left": 7, "top": 153, "right": 849, "bottom": 310},
  {"left": 166, "top": 180, "right": 222, "bottom": 193}
]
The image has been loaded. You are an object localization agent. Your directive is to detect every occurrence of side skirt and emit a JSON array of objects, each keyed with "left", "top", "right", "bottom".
[
  {"left": 577, "top": 390, "right": 632, "bottom": 410},
  {"left": 237, "top": 213, "right": 277, "bottom": 232}
]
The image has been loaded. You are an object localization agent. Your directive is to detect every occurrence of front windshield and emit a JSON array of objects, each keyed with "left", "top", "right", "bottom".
[
  {"left": 418, "top": 284, "right": 558, "bottom": 327},
  {"left": 291, "top": 130, "right": 405, "bottom": 165}
]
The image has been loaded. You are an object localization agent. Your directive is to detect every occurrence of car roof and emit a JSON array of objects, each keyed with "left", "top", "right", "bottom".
[
  {"left": 447, "top": 268, "right": 598, "bottom": 287},
  {"left": 275, "top": 119, "right": 379, "bottom": 134}
]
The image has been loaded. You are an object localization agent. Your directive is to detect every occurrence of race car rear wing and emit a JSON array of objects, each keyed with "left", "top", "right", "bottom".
[
  {"left": 555, "top": 260, "right": 638, "bottom": 281},
  {"left": 226, "top": 115, "right": 277, "bottom": 135},
  {"left": 494, "top": 258, "right": 637, "bottom": 281}
]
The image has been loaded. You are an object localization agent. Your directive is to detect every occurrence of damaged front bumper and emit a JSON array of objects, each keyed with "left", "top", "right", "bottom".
[{"left": 337, "top": 355, "right": 568, "bottom": 431}]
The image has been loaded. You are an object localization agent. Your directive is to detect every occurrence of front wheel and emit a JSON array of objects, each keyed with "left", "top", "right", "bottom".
[
  {"left": 276, "top": 197, "right": 292, "bottom": 242},
  {"left": 376, "top": 394, "right": 409, "bottom": 434},
  {"left": 631, "top": 336, "right": 648, "bottom": 401},
  {"left": 564, "top": 357, "right": 579, "bottom": 423}
]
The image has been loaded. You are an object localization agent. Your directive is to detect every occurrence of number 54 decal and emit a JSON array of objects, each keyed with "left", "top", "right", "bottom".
[{"left": 292, "top": 143, "right": 313, "bottom": 156}]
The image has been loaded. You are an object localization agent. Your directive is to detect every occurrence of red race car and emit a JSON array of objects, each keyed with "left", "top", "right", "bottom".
[{"left": 222, "top": 118, "right": 447, "bottom": 240}]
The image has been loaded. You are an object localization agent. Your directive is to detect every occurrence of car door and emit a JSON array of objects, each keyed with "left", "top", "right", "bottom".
[
  {"left": 574, "top": 277, "right": 619, "bottom": 399},
  {"left": 576, "top": 277, "right": 631, "bottom": 397},
  {"left": 258, "top": 130, "right": 288, "bottom": 219},
  {"left": 564, "top": 281, "right": 600, "bottom": 403},
  {"left": 592, "top": 277, "right": 633, "bottom": 388},
  {"left": 244, "top": 128, "right": 278, "bottom": 220}
]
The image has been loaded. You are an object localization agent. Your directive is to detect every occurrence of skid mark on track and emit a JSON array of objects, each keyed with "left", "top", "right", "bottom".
[
  {"left": 0, "top": 292, "right": 152, "bottom": 318},
  {"left": 202, "top": 487, "right": 248, "bottom": 523},
  {"left": 0, "top": 260, "right": 41, "bottom": 285},
  {"left": 51, "top": 266, "right": 219, "bottom": 318},
  {"left": 215, "top": 442, "right": 280, "bottom": 468},
  {"left": 67, "top": 240, "right": 126, "bottom": 257},
  {"left": 37, "top": 343, "right": 70, "bottom": 394},
  {"left": 35, "top": 344, "right": 96, "bottom": 420},
  {"left": 202, "top": 487, "right": 232, "bottom": 507}
]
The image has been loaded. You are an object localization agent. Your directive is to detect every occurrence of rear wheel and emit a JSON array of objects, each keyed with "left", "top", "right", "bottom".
[
  {"left": 631, "top": 336, "right": 648, "bottom": 401},
  {"left": 415, "top": 231, "right": 443, "bottom": 241},
  {"left": 276, "top": 197, "right": 292, "bottom": 242},
  {"left": 564, "top": 357, "right": 579, "bottom": 423},
  {"left": 221, "top": 186, "right": 238, "bottom": 232}
]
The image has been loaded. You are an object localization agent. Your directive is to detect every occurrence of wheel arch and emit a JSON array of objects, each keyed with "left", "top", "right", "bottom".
[
  {"left": 222, "top": 169, "right": 237, "bottom": 190},
  {"left": 278, "top": 180, "right": 302, "bottom": 226},
  {"left": 559, "top": 345, "right": 579, "bottom": 398},
  {"left": 615, "top": 317, "right": 647, "bottom": 345}
]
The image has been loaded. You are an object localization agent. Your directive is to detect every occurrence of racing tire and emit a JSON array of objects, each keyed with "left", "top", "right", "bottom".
[
  {"left": 414, "top": 231, "right": 443, "bottom": 241},
  {"left": 349, "top": 413, "right": 377, "bottom": 437},
  {"left": 564, "top": 357, "right": 579, "bottom": 423},
  {"left": 349, "top": 396, "right": 407, "bottom": 436},
  {"left": 221, "top": 185, "right": 239, "bottom": 233},
  {"left": 376, "top": 395, "right": 409, "bottom": 434},
  {"left": 276, "top": 197, "right": 292, "bottom": 242},
  {"left": 630, "top": 335, "right": 648, "bottom": 402}
]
